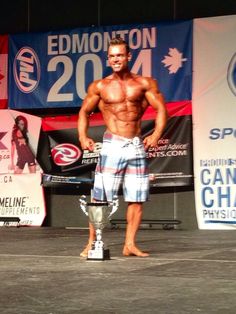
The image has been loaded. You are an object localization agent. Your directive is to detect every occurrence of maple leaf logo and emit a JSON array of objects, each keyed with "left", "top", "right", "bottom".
[{"left": 161, "top": 48, "right": 187, "bottom": 74}]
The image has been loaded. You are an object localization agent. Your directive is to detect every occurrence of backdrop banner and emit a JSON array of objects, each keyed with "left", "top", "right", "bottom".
[
  {"left": 40, "top": 101, "right": 193, "bottom": 187},
  {"left": 193, "top": 15, "right": 236, "bottom": 229},
  {"left": 9, "top": 21, "right": 192, "bottom": 109},
  {"left": 0, "top": 110, "right": 45, "bottom": 226},
  {"left": 0, "top": 35, "right": 8, "bottom": 109}
]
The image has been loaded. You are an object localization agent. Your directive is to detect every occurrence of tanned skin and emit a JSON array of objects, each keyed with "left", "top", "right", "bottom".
[{"left": 78, "top": 43, "right": 167, "bottom": 257}]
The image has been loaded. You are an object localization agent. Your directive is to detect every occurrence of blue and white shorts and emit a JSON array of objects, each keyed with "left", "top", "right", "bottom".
[{"left": 93, "top": 132, "right": 149, "bottom": 202}]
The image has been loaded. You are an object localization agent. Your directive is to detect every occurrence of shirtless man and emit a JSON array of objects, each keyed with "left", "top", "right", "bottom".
[{"left": 78, "top": 37, "right": 167, "bottom": 257}]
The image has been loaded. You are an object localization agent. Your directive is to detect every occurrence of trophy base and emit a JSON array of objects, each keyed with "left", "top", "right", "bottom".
[{"left": 87, "top": 248, "right": 110, "bottom": 261}]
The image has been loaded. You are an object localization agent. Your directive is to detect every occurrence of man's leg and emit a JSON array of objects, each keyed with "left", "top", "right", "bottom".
[
  {"left": 123, "top": 202, "right": 149, "bottom": 257},
  {"left": 80, "top": 222, "right": 96, "bottom": 257}
]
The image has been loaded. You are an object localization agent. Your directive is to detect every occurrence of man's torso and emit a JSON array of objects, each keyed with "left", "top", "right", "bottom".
[{"left": 96, "top": 73, "right": 150, "bottom": 138}]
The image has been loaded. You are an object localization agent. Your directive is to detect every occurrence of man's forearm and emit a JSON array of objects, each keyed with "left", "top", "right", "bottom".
[
  {"left": 78, "top": 110, "right": 90, "bottom": 140},
  {"left": 153, "top": 108, "right": 168, "bottom": 140}
]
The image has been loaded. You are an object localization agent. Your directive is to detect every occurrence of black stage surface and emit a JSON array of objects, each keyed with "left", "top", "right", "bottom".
[{"left": 0, "top": 227, "right": 236, "bottom": 314}]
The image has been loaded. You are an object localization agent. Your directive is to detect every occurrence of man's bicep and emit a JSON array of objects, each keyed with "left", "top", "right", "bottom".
[
  {"left": 145, "top": 80, "right": 165, "bottom": 110},
  {"left": 82, "top": 93, "right": 100, "bottom": 113},
  {"left": 81, "top": 82, "right": 100, "bottom": 113}
]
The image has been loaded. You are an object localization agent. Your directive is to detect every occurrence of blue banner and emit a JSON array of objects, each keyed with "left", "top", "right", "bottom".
[{"left": 9, "top": 21, "right": 192, "bottom": 109}]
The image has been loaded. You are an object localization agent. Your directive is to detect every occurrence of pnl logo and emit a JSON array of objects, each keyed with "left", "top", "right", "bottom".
[
  {"left": 13, "top": 47, "right": 40, "bottom": 93},
  {"left": 227, "top": 52, "right": 236, "bottom": 96}
]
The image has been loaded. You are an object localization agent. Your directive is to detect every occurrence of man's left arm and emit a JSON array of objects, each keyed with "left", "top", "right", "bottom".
[{"left": 143, "top": 78, "right": 168, "bottom": 150}]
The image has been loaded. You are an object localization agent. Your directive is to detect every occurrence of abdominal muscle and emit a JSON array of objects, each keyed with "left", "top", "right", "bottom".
[{"left": 100, "top": 101, "right": 146, "bottom": 138}]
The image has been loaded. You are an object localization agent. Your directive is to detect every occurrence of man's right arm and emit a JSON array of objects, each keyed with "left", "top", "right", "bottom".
[{"left": 78, "top": 81, "right": 101, "bottom": 151}]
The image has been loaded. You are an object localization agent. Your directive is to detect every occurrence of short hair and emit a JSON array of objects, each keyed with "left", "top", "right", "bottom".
[{"left": 108, "top": 37, "right": 130, "bottom": 53}]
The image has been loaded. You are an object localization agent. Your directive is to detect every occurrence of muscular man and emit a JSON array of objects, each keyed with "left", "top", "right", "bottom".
[{"left": 78, "top": 37, "right": 167, "bottom": 257}]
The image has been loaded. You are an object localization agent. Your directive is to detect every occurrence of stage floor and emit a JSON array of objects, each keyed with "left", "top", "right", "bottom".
[{"left": 0, "top": 227, "right": 236, "bottom": 314}]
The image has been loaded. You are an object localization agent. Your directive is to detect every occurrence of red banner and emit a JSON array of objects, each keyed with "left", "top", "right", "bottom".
[{"left": 0, "top": 35, "right": 8, "bottom": 109}]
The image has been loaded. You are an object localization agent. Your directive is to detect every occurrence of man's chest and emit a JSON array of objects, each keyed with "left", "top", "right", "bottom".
[{"left": 100, "top": 81, "right": 145, "bottom": 103}]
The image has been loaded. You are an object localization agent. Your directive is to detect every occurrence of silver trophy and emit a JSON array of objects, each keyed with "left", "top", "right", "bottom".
[{"left": 79, "top": 195, "right": 119, "bottom": 260}]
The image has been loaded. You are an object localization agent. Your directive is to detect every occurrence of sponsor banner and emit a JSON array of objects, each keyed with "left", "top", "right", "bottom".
[
  {"left": 0, "top": 35, "right": 8, "bottom": 109},
  {"left": 0, "top": 110, "right": 45, "bottom": 226},
  {"left": 40, "top": 101, "right": 193, "bottom": 187},
  {"left": 193, "top": 15, "right": 236, "bottom": 229},
  {"left": 9, "top": 21, "right": 192, "bottom": 109},
  {"left": 0, "top": 173, "right": 46, "bottom": 226}
]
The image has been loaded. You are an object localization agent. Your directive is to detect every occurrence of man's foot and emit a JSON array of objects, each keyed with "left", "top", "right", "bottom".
[
  {"left": 122, "top": 244, "right": 149, "bottom": 257},
  {"left": 80, "top": 243, "right": 93, "bottom": 258}
]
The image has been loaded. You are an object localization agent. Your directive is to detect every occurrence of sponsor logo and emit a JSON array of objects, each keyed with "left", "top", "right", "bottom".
[
  {"left": 13, "top": 47, "right": 40, "bottom": 93},
  {"left": 51, "top": 143, "right": 81, "bottom": 166},
  {"left": 227, "top": 52, "right": 236, "bottom": 96},
  {"left": 209, "top": 128, "right": 236, "bottom": 140},
  {"left": 0, "top": 132, "right": 7, "bottom": 150},
  {"left": 81, "top": 142, "right": 102, "bottom": 165},
  {"left": 200, "top": 158, "right": 236, "bottom": 167}
]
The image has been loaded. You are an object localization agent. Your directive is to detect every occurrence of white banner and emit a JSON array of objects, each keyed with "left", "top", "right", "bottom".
[
  {"left": 0, "top": 173, "right": 45, "bottom": 226},
  {"left": 193, "top": 15, "right": 236, "bottom": 229},
  {"left": 0, "top": 110, "right": 45, "bottom": 226}
]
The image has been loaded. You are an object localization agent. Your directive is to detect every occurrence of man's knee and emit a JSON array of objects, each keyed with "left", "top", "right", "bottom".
[{"left": 128, "top": 202, "right": 143, "bottom": 211}]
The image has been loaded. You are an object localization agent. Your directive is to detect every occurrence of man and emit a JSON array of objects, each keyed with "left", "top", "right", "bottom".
[{"left": 78, "top": 37, "right": 167, "bottom": 257}]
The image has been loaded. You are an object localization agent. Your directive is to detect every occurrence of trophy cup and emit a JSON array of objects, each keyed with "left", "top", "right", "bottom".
[{"left": 79, "top": 195, "right": 119, "bottom": 260}]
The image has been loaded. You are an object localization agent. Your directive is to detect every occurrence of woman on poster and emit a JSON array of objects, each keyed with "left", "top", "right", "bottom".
[{"left": 10, "top": 115, "right": 36, "bottom": 174}]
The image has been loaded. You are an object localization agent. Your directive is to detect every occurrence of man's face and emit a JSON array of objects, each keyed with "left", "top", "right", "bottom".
[{"left": 108, "top": 44, "right": 131, "bottom": 73}]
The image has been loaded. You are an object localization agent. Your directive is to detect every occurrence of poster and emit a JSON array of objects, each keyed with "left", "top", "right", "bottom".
[
  {"left": 0, "top": 173, "right": 45, "bottom": 226},
  {"left": 0, "top": 110, "right": 45, "bottom": 226},
  {"left": 193, "top": 15, "right": 236, "bottom": 229}
]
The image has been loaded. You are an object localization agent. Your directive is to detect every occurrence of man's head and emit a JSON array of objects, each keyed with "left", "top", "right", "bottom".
[{"left": 108, "top": 37, "right": 131, "bottom": 73}]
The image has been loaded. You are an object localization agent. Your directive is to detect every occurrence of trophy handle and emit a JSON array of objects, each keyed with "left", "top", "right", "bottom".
[
  {"left": 79, "top": 195, "right": 88, "bottom": 216},
  {"left": 108, "top": 196, "right": 119, "bottom": 218},
  {"left": 80, "top": 195, "right": 119, "bottom": 218}
]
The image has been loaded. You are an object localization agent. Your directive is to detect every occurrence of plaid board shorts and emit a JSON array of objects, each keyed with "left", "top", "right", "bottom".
[{"left": 93, "top": 132, "right": 149, "bottom": 202}]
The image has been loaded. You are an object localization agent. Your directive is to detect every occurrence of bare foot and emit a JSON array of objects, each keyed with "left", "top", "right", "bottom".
[
  {"left": 80, "top": 242, "right": 93, "bottom": 258},
  {"left": 123, "top": 244, "right": 149, "bottom": 257}
]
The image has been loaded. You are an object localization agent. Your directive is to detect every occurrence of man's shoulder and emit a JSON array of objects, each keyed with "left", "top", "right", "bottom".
[
  {"left": 102, "top": 74, "right": 114, "bottom": 83},
  {"left": 87, "top": 76, "right": 113, "bottom": 95},
  {"left": 94, "top": 76, "right": 112, "bottom": 87},
  {"left": 88, "top": 78, "right": 105, "bottom": 93},
  {"left": 132, "top": 74, "right": 157, "bottom": 88}
]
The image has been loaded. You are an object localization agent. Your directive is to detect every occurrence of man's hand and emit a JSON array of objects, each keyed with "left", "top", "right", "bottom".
[
  {"left": 143, "top": 134, "right": 160, "bottom": 150},
  {"left": 79, "top": 137, "right": 95, "bottom": 151}
]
